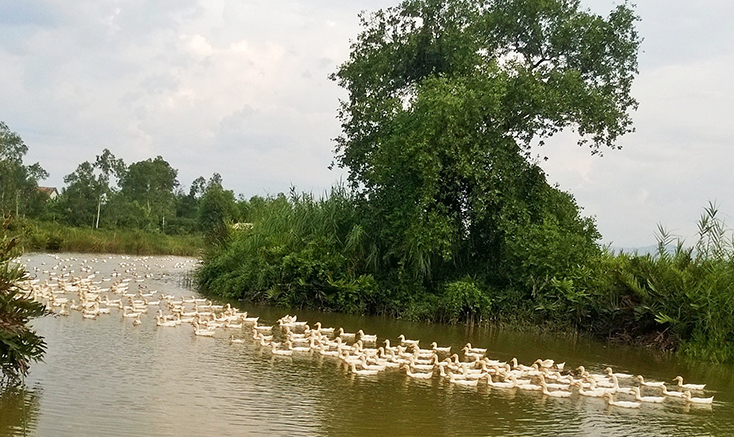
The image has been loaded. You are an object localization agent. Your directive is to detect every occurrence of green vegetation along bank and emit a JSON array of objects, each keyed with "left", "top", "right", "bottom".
[
  {"left": 198, "top": 191, "right": 734, "bottom": 364},
  {"left": 9, "top": 218, "right": 204, "bottom": 257}
]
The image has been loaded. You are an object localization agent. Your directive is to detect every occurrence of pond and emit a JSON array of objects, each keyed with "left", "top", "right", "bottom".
[{"left": 2, "top": 253, "right": 733, "bottom": 436}]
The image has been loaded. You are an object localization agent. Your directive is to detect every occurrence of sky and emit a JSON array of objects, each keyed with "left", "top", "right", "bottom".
[{"left": 1, "top": 0, "right": 733, "bottom": 248}]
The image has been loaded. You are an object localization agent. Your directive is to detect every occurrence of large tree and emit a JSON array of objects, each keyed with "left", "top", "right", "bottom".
[
  {"left": 331, "top": 0, "right": 639, "bottom": 286},
  {"left": 119, "top": 156, "right": 179, "bottom": 230},
  {"left": 60, "top": 161, "right": 98, "bottom": 227},
  {"left": 197, "top": 173, "right": 239, "bottom": 241}
]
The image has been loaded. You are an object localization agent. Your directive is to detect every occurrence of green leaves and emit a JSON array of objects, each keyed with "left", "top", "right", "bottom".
[
  {"left": 196, "top": 186, "right": 381, "bottom": 314},
  {"left": 0, "top": 122, "right": 49, "bottom": 218},
  {"left": 1, "top": 220, "right": 48, "bottom": 386},
  {"left": 120, "top": 156, "right": 178, "bottom": 224},
  {"left": 438, "top": 277, "right": 493, "bottom": 324}
]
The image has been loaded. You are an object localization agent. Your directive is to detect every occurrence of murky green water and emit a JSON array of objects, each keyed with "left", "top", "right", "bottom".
[{"left": 2, "top": 253, "right": 733, "bottom": 436}]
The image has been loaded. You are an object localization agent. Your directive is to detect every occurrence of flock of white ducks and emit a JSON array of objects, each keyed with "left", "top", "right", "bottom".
[
  {"left": 18, "top": 255, "right": 715, "bottom": 411},
  {"left": 242, "top": 315, "right": 714, "bottom": 408}
]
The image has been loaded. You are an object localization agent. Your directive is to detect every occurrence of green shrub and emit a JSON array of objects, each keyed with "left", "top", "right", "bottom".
[{"left": 1, "top": 219, "right": 48, "bottom": 386}]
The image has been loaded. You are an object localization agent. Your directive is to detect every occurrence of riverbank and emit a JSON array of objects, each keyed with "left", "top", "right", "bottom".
[
  {"left": 6, "top": 219, "right": 205, "bottom": 257},
  {"left": 195, "top": 198, "right": 734, "bottom": 364}
]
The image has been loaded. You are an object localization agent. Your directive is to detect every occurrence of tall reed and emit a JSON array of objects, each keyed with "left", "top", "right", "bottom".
[{"left": 534, "top": 202, "right": 734, "bottom": 362}]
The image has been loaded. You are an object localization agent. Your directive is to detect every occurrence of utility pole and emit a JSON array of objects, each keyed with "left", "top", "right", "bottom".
[{"left": 96, "top": 196, "right": 101, "bottom": 229}]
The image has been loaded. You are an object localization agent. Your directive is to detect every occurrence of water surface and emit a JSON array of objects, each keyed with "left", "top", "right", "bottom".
[{"left": 2, "top": 253, "right": 733, "bottom": 436}]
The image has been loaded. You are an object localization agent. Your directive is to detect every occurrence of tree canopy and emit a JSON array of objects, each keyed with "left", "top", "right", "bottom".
[
  {"left": 333, "top": 0, "right": 640, "bottom": 164},
  {"left": 0, "top": 122, "right": 49, "bottom": 218}
]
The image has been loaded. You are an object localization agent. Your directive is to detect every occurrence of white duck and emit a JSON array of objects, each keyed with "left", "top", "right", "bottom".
[
  {"left": 605, "top": 367, "right": 634, "bottom": 379},
  {"left": 291, "top": 340, "right": 313, "bottom": 353},
  {"left": 511, "top": 375, "right": 542, "bottom": 391},
  {"left": 431, "top": 342, "right": 451, "bottom": 354},
  {"left": 449, "top": 372, "right": 479, "bottom": 387},
  {"left": 156, "top": 313, "right": 178, "bottom": 327},
  {"left": 540, "top": 378, "right": 572, "bottom": 398},
  {"left": 242, "top": 315, "right": 259, "bottom": 324},
  {"left": 338, "top": 328, "right": 357, "bottom": 342},
  {"left": 511, "top": 358, "right": 536, "bottom": 373},
  {"left": 631, "top": 386, "right": 665, "bottom": 403},
  {"left": 573, "top": 380, "right": 607, "bottom": 398},
  {"left": 357, "top": 330, "right": 377, "bottom": 344},
  {"left": 535, "top": 358, "right": 555, "bottom": 369},
  {"left": 603, "top": 393, "right": 641, "bottom": 409},
  {"left": 122, "top": 306, "right": 140, "bottom": 318},
  {"left": 673, "top": 376, "right": 706, "bottom": 391},
  {"left": 409, "top": 355, "right": 437, "bottom": 372},
  {"left": 319, "top": 344, "right": 340, "bottom": 357},
  {"left": 314, "top": 322, "right": 335, "bottom": 336},
  {"left": 635, "top": 375, "right": 666, "bottom": 387},
  {"left": 607, "top": 374, "right": 635, "bottom": 395},
  {"left": 681, "top": 390, "right": 714, "bottom": 404},
  {"left": 398, "top": 334, "right": 419, "bottom": 347},
  {"left": 254, "top": 324, "right": 273, "bottom": 334},
  {"left": 539, "top": 374, "right": 571, "bottom": 391},
  {"left": 487, "top": 375, "right": 516, "bottom": 389},
  {"left": 464, "top": 343, "right": 487, "bottom": 355},
  {"left": 271, "top": 341, "right": 294, "bottom": 356},
  {"left": 402, "top": 363, "right": 433, "bottom": 379},
  {"left": 349, "top": 362, "right": 378, "bottom": 376},
  {"left": 661, "top": 385, "right": 686, "bottom": 398},
  {"left": 193, "top": 321, "right": 216, "bottom": 337},
  {"left": 57, "top": 302, "right": 69, "bottom": 316}
]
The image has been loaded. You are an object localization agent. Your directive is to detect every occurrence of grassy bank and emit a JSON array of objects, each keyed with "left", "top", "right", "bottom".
[{"left": 7, "top": 219, "right": 204, "bottom": 257}]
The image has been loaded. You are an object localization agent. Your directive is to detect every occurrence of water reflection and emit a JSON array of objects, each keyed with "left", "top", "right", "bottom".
[{"left": 0, "top": 384, "right": 41, "bottom": 436}]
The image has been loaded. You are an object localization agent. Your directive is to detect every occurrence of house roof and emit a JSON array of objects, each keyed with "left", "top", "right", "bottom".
[{"left": 38, "top": 187, "right": 58, "bottom": 196}]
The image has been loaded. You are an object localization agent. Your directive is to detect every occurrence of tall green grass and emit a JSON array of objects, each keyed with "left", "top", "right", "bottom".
[
  {"left": 534, "top": 202, "right": 734, "bottom": 363},
  {"left": 8, "top": 219, "right": 204, "bottom": 256},
  {"left": 197, "top": 186, "right": 379, "bottom": 313}
]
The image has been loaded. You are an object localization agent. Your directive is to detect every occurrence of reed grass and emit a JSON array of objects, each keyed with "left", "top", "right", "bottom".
[
  {"left": 197, "top": 186, "right": 378, "bottom": 313},
  {"left": 534, "top": 202, "right": 734, "bottom": 363}
]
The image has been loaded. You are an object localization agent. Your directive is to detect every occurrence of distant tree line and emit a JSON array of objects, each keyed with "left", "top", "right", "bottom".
[{"left": 0, "top": 121, "right": 263, "bottom": 240}]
